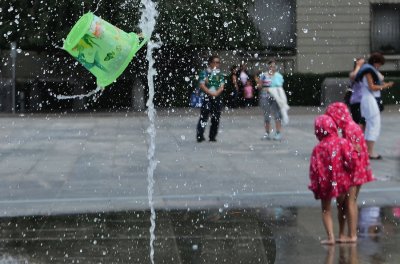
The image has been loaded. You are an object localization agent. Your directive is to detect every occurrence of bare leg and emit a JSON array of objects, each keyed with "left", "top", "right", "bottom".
[
  {"left": 349, "top": 242, "right": 358, "bottom": 262},
  {"left": 366, "top": 140, "right": 377, "bottom": 157},
  {"left": 346, "top": 186, "right": 360, "bottom": 243},
  {"left": 275, "top": 120, "right": 282, "bottom": 133},
  {"left": 336, "top": 195, "right": 347, "bottom": 242},
  {"left": 321, "top": 199, "right": 335, "bottom": 245},
  {"left": 324, "top": 245, "right": 335, "bottom": 264},
  {"left": 338, "top": 244, "right": 347, "bottom": 263},
  {"left": 265, "top": 122, "right": 271, "bottom": 134},
  {"left": 359, "top": 123, "right": 365, "bottom": 132}
]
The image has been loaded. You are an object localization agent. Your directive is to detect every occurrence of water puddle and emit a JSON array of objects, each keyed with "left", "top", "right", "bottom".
[{"left": 0, "top": 206, "right": 399, "bottom": 263}]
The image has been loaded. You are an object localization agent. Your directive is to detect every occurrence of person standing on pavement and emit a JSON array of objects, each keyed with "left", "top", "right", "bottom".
[
  {"left": 196, "top": 55, "right": 225, "bottom": 142},
  {"left": 308, "top": 115, "right": 355, "bottom": 245},
  {"left": 225, "top": 65, "right": 240, "bottom": 108},
  {"left": 243, "top": 79, "right": 255, "bottom": 107},
  {"left": 238, "top": 63, "right": 250, "bottom": 107},
  {"left": 267, "top": 60, "right": 289, "bottom": 126},
  {"left": 257, "top": 60, "right": 288, "bottom": 140},
  {"left": 326, "top": 102, "right": 374, "bottom": 243},
  {"left": 348, "top": 57, "right": 366, "bottom": 130},
  {"left": 354, "top": 52, "right": 395, "bottom": 159}
]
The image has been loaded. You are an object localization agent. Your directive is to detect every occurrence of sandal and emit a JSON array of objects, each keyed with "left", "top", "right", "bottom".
[{"left": 369, "top": 155, "right": 382, "bottom": 160}]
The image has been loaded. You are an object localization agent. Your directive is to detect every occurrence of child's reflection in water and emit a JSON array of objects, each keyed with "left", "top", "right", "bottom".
[{"left": 324, "top": 244, "right": 359, "bottom": 264}]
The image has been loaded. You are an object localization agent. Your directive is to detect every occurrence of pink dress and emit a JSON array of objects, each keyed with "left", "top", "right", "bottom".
[
  {"left": 309, "top": 115, "right": 354, "bottom": 200},
  {"left": 326, "top": 102, "right": 374, "bottom": 186},
  {"left": 244, "top": 85, "right": 254, "bottom": 99}
]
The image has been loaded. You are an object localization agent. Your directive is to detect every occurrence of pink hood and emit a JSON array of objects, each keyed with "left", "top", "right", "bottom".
[
  {"left": 326, "top": 102, "right": 353, "bottom": 129},
  {"left": 315, "top": 115, "right": 338, "bottom": 141}
]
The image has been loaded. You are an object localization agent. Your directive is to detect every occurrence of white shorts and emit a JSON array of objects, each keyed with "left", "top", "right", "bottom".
[
  {"left": 364, "top": 113, "right": 380, "bottom": 142},
  {"left": 361, "top": 92, "right": 381, "bottom": 142}
]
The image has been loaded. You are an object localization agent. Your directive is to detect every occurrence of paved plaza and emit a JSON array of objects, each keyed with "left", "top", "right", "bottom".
[
  {"left": 0, "top": 106, "right": 398, "bottom": 217},
  {"left": 0, "top": 106, "right": 399, "bottom": 263}
]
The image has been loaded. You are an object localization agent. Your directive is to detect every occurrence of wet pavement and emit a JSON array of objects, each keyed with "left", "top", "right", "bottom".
[
  {"left": 0, "top": 207, "right": 399, "bottom": 263},
  {"left": 0, "top": 106, "right": 399, "bottom": 263}
]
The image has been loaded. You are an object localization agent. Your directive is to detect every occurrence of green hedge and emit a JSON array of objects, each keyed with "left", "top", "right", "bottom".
[
  {"left": 382, "top": 76, "right": 400, "bottom": 105},
  {"left": 271, "top": 72, "right": 399, "bottom": 106},
  {"left": 283, "top": 73, "right": 325, "bottom": 106}
]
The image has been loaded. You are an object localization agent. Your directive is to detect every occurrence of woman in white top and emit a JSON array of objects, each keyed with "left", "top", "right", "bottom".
[{"left": 355, "top": 52, "right": 394, "bottom": 159}]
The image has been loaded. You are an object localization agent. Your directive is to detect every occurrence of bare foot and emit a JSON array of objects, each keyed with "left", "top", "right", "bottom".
[
  {"left": 321, "top": 239, "right": 335, "bottom": 245},
  {"left": 336, "top": 235, "right": 348, "bottom": 243},
  {"left": 336, "top": 236, "right": 357, "bottom": 243},
  {"left": 347, "top": 236, "right": 358, "bottom": 243}
]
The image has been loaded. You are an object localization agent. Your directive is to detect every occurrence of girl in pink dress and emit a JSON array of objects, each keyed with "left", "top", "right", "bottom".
[
  {"left": 326, "top": 102, "right": 374, "bottom": 243},
  {"left": 309, "top": 115, "right": 355, "bottom": 244},
  {"left": 243, "top": 79, "right": 254, "bottom": 107}
]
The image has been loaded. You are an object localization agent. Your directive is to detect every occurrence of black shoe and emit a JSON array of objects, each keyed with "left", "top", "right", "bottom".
[
  {"left": 369, "top": 154, "right": 382, "bottom": 160},
  {"left": 197, "top": 136, "right": 205, "bottom": 143},
  {"left": 209, "top": 138, "right": 217, "bottom": 142}
]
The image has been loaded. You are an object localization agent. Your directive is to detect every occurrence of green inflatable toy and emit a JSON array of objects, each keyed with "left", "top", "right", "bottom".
[{"left": 63, "top": 12, "right": 148, "bottom": 87}]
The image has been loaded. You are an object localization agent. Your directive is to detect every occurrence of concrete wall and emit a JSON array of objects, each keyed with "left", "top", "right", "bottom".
[{"left": 296, "top": 0, "right": 400, "bottom": 73}]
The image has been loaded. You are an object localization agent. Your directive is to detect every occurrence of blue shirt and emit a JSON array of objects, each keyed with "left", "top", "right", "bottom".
[{"left": 270, "top": 72, "right": 284, "bottom": 87}]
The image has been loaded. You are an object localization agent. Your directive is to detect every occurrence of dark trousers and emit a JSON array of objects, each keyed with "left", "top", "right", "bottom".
[{"left": 196, "top": 97, "right": 222, "bottom": 140}]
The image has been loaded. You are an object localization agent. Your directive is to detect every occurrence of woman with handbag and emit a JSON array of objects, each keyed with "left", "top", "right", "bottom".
[
  {"left": 354, "top": 52, "right": 394, "bottom": 159},
  {"left": 348, "top": 57, "right": 366, "bottom": 130}
]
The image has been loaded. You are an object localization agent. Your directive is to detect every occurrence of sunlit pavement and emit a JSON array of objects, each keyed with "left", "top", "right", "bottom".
[{"left": 0, "top": 106, "right": 399, "bottom": 263}]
